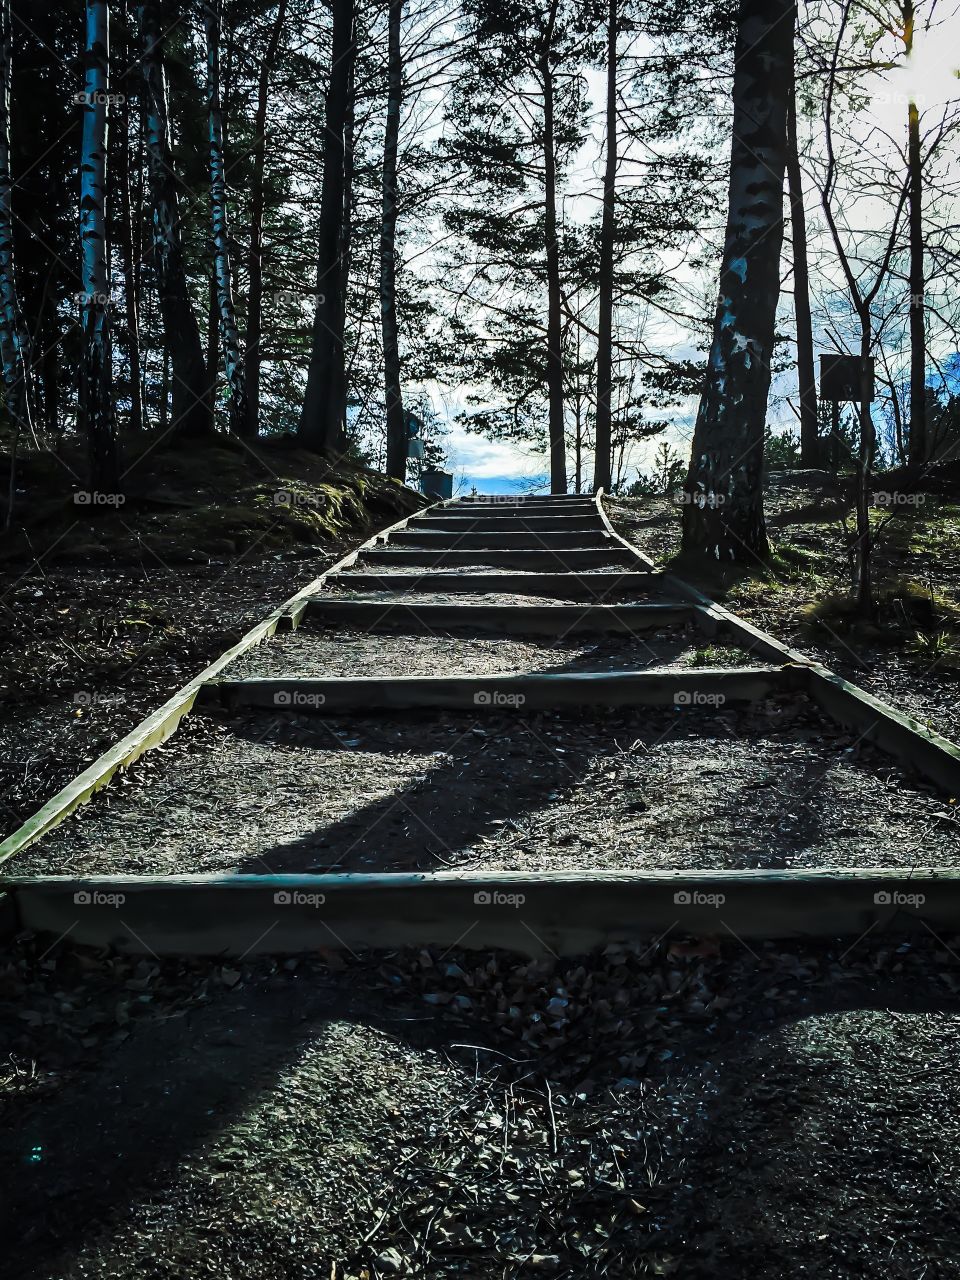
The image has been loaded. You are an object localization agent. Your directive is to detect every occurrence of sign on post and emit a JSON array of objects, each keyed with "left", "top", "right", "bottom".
[
  {"left": 819, "top": 354, "right": 875, "bottom": 402},
  {"left": 818, "top": 354, "right": 875, "bottom": 472}
]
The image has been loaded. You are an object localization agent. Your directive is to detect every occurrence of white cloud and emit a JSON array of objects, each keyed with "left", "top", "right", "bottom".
[{"left": 442, "top": 423, "right": 547, "bottom": 479}]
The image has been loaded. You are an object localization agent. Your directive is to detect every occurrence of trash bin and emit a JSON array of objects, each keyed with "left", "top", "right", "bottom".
[{"left": 420, "top": 469, "right": 453, "bottom": 499}]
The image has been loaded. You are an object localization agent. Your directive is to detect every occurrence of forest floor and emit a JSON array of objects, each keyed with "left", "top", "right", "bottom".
[
  {"left": 606, "top": 468, "right": 960, "bottom": 742},
  {"left": 4, "top": 931, "right": 960, "bottom": 1278},
  {"left": 0, "top": 437, "right": 423, "bottom": 842},
  {"left": 3, "top": 466, "right": 960, "bottom": 1277}
]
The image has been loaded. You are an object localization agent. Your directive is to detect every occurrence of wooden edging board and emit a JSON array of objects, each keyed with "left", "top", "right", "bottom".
[
  {"left": 298, "top": 599, "right": 707, "bottom": 635},
  {"left": 197, "top": 666, "right": 790, "bottom": 714},
  {"left": 6, "top": 869, "right": 960, "bottom": 955}
]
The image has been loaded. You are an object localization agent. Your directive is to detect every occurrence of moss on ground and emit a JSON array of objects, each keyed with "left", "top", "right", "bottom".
[{"left": 0, "top": 434, "right": 425, "bottom": 565}]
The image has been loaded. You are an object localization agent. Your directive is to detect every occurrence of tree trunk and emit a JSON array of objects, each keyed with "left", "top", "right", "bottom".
[
  {"left": 905, "top": 0, "right": 926, "bottom": 466},
  {"left": 382, "top": 0, "right": 406, "bottom": 481},
  {"left": 592, "top": 0, "right": 616, "bottom": 493},
  {"left": 138, "top": 0, "right": 211, "bottom": 439},
  {"left": 333, "top": 43, "right": 356, "bottom": 456},
  {"left": 206, "top": 266, "right": 218, "bottom": 417},
  {"left": 80, "top": 0, "right": 119, "bottom": 492},
  {"left": 116, "top": 59, "right": 143, "bottom": 434},
  {"left": 244, "top": 0, "right": 287, "bottom": 439},
  {"left": 855, "top": 326, "right": 875, "bottom": 615},
  {"left": 41, "top": 304, "right": 59, "bottom": 438},
  {"left": 299, "top": 0, "right": 354, "bottom": 456},
  {"left": 159, "top": 344, "right": 169, "bottom": 431},
  {"left": 786, "top": 81, "right": 817, "bottom": 466},
  {"left": 0, "top": 0, "right": 33, "bottom": 508},
  {"left": 541, "top": 30, "right": 567, "bottom": 494},
  {"left": 681, "top": 0, "right": 795, "bottom": 561},
  {"left": 203, "top": 0, "right": 247, "bottom": 437},
  {"left": 573, "top": 395, "right": 583, "bottom": 492},
  {"left": 892, "top": 376, "right": 905, "bottom": 466}
]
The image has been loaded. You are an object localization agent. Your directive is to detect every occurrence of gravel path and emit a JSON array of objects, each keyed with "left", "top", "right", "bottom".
[
  {"left": 12, "top": 699, "right": 957, "bottom": 877},
  {"left": 346, "top": 559, "right": 636, "bottom": 574},
  {"left": 323, "top": 585, "right": 670, "bottom": 605},
  {"left": 225, "top": 627, "right": 759, "bottom": 680}
]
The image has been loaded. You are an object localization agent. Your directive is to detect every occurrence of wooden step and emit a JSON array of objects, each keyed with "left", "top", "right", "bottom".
[
  {"left": 297, "top": 599, "right": 708, "bottom": 635},
  {"left": 198, "top": 666, "right": 789, "bottom": 713},
  {"left": 440, "top": 502, "right": 598, "bottom": 517},
  {"left": 384, "top": 530, "right": 614, "bottom": 550},
  {"left": 452, "top": 493, "right": 594, "bottom": 504},
  {"left": 8, "top": 868, "right": 955, "bottom": 956},
  {"left": 357, "top": 548, "right": 637, "bottom": 570},
  {"left": 409, "top": 515, "right": 604, "bottom": 532},
  {"left": 324, "top": 571, "right": 664, "bottom": 597}
]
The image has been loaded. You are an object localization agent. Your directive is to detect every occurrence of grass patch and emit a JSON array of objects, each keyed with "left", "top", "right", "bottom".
[
  {"left": 690, "top": 643, "right": 756, "bottom": 668},
  {"left": 906, "top": 630, "right": 960, "bottom": 674},
  {"left": 799, "top": 579, "right": 960, "bottom": 645}
]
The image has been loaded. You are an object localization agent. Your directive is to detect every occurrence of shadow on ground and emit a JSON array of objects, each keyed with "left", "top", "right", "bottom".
[{"left": 2, "top": 937, "right": 960, "bottom": 1279}]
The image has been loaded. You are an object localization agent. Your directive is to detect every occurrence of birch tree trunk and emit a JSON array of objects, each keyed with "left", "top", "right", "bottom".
[
  {"left": 80, "top": 0, "right": 119, "bottom": 492},
  {"left": 138, "top": 0, "right": 211, "bottom": 438},
  {"left": 904, "top": 0, "right": 926, "bottom": 465},
  {"left": 786, "top": 81, "right": 818, "bottom": 466},
  {"left": 541, "top": 0, "right": 566, "bottom": 494},
  {"left": 681, "top": 0, "right": 795, "bottom": 561},
  {"left": 382, "top": 0, "right": 406, "bottom": 482},
  {"left": 0, "top": 0, "right": 33, "bottom": 523},
  {"left": 299, "top": 0, "right": 354, "bottom": 456},
  {"left": 592, "top": 0, "right": 616, "bottom": 493},
  {"left": 203, "top": 0, "right": 247, "bottom": 437},
  {"left": 116, "top": 49, "right": 143, "bottom": 435},
  {"left": 244, "top": 0, "right": 287, "bottom": 439},
  {"left": 206, "top": 267, "right": 218, "bottom": 415}
]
